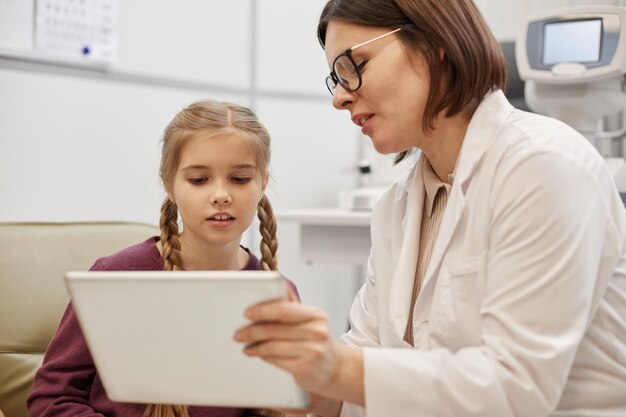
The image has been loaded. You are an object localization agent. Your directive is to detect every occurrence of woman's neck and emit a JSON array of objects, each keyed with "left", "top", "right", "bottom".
[{"left": 420, "top": 102, "right": 477, "bottom": 183}]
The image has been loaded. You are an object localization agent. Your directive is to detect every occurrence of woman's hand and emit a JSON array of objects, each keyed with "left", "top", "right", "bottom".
[
  {"left": 234, "top": 296, "right": 341, "bottom": 394},
  {"left": 233, "top": 290, "right": 364, "bottom": 407}
]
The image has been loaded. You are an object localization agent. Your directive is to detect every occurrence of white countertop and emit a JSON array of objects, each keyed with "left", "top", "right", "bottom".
[
  {"left": 276, "top": 208, "right": 371, "bottom": 227},
  {"left": 275, "top": 208, "right": 371, "bottom": 264}
]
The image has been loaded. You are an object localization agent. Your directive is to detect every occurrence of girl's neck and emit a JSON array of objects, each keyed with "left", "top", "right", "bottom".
[
  {"left": 181, "top": 246, "right": 249, "bottom": 271},
  {"left": 160, "top": 233, "right": 250, "bottom": 271}
]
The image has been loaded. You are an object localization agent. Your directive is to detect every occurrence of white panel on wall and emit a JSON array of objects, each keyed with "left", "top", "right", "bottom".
[
  {"left": 256, "top": 0, "right": 329, "bottom": 95},
  {"left": 0, "top": 67, "right": 249, "bottom": 225},
  {"left": 564, "top": 0, "right": 623, "bottom": 6},
  {"left": 473, "top": 0, "right": 490, "bottom": 11},
  {"left": 527, "top": 0, "right": 570, "bottom": 12},
  {"left": 475, "top": 0, "right": 528, "bottom": 41},
  {"left": 0, "top": 0, "right": 34, "bottom": 51},
  {"left": 115, "top": 1, "right": 251, "bottom": 88},
  {"left": 257, "top": 99, "right": 359, "bottom": 209}
]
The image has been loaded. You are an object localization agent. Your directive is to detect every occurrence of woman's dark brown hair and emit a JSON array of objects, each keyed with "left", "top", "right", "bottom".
[{"left": 318, "top": 0, "right": 507, "bottom": 163}]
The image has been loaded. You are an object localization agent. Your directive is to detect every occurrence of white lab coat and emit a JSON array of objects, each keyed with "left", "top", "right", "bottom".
[{"left": 340, "top": 90, "right": 626, "bottom": 417}]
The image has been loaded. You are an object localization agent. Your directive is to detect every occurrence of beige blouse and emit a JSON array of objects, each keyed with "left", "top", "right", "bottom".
[{"left": 403, "top": 158, "right": 452, "bottom": 344}]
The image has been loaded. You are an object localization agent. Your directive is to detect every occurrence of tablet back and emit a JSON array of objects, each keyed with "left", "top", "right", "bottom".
[{"left": 65, "top": 270, "right": 308, "bottom": 409}]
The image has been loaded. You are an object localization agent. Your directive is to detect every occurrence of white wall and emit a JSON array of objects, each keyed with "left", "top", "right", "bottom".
[{"left": 0, "top": 1, "right": 257, "bottom": 226}]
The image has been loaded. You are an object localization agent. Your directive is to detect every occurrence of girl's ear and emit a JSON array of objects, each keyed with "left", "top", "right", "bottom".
[
  {"left": 161, "top": 174, "right": 174, "bottom": 202},
  {"left": 164, "top": 189, "right": 174, "bottom": 202},
  {"left": 164, "top": 190, "right": 176, "bottom": 205},
  {"left": 261, "top": 173, "right": 269, "bottom": 192}
]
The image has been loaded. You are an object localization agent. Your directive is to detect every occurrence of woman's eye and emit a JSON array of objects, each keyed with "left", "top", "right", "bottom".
[
  {"left": 188, "top": 177, "right": 207, "bottom": 185},
  {"left": 356, "top": 59, "right": 368, "bottom": 73},
  {"left": 232, "top": 177, "right": 251, "bottom": 184}
]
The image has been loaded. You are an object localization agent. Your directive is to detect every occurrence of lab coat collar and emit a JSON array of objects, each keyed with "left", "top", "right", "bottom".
[
  {"left": 398, "top": 90, "right": 513, "bottom": 194},
  {"left": 388, "top": 90, "right": 514, "bottom": 342},
  {"left": 454, "top": 89, "right": 514, "bottom": 191},
  {"left": 422, "top": 89, "right": 514, "bottom": 293}
]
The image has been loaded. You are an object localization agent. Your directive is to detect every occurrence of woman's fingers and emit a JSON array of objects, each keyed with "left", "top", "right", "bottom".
[
  {"left": 235, "top": 300, "right": 343, "bottom": 396},
  {"left": 243, "top": 339, "right": 303, "bottom": 360},
  {"left": 244, "top": 340, "right": 328, "bottom": 380},
  {"left": 235, "top": 320, "right": 327, "bottom": 344},
  {"left": 244, "top": 300, "right": 327, "bottom": 323},
  {"left": 235, "top": 312, "right": 329, "bottom": 344}
]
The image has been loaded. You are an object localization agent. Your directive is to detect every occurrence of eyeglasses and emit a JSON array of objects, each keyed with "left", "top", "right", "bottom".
[{"left": 325, "top": 28, "right": 401, "bottom": 96}]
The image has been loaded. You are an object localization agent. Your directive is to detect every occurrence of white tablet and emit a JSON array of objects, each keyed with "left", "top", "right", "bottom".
[{"left": 65, "top": 270, "right": 308, "bottom": 409}]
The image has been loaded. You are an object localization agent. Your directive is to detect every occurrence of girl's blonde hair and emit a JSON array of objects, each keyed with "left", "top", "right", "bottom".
[{"left": 146, "top": 100, "right": 282, "bottom": 417}]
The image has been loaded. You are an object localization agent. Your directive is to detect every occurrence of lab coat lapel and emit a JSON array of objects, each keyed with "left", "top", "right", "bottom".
[
  {"left": 420, "top": 90, "right": 515, "bottom": 296},
  {"left": 388, "top": 155, "right": 426, "bottom": 341}
]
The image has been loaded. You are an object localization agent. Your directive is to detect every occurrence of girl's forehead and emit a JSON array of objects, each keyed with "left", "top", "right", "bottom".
[
  {"left": 186, "top": 130, "right": 236, "bottom": 142},
  {"left": 183, "top": 132, "right": 245, "bottom": 148},
  {"left": 178, "top": 132, "right": 258, "bottom": 167}
]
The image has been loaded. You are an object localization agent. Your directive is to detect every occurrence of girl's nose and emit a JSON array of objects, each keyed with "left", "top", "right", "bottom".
[{"left": 210, "top": 183, "right": 232, "bottom": 205}]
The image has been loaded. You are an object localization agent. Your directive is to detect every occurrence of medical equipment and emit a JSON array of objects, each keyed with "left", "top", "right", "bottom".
[
  {"left": 339, "top": 159, "right": 388, "bottom": 211},
  {"left": 340, "top": 143, "right": 418, "bottom": 211},
  {"left": 516, "top": 6, "right": 626, "bottom": 196}
]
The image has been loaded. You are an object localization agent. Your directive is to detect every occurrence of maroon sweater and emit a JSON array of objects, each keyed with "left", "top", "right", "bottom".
[{"left": 27, "top": 237, "right": 298, "bottom": 417}]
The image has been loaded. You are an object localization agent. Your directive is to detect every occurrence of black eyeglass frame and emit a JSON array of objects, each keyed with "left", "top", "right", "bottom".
[
  {"left": 325, "top": 28, "right": 402, "bottom": 96},
  {"left": 326, "top": 50, "right": 362, "bottom": 95}
]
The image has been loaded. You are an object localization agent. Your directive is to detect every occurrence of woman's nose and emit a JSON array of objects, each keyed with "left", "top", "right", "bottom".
[{"left": 332, "top": 84, "right": 354, "bottom": 110}]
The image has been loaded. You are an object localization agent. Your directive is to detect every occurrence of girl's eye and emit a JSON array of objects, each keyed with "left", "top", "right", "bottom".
[
  {"left": 188, "top": 177, "right": 207, "bottom": 185},
  {"left": 232, "top": 177, "right": 251, "bottom": 184}
]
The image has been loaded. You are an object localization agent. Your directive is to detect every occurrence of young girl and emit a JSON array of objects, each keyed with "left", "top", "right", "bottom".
[{"left": 27, "top": 100, "right": 296, "bottom": 417}]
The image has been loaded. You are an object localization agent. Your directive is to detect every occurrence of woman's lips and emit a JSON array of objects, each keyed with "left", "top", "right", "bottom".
[
  {"left": 361, "top": 115, "right": 374, "bottom": 135},
  {"left": 351, "top": 113, "right": 375, "bottom": 135},
  {"left": 351, "top": 113, "right": 374, "bottom": 127}
]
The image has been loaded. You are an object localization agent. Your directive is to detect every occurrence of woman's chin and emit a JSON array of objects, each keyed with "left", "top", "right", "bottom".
[
  {"left": 370, "top": 140, "right": 407, "bottom": 156},
  {"left": 369, "top": 139, "right": 393, "bottom": 155}
]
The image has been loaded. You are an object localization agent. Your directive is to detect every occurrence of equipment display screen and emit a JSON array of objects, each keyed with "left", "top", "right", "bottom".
[{"left": 543, "top": 19, "right": 602, "bottom": 65}]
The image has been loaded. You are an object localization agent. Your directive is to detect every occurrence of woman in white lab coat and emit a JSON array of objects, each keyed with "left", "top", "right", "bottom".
[{"left": 235, "top": 0, "right": 626, "bottom": 416}]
